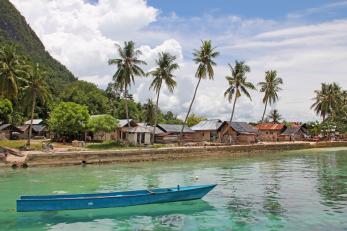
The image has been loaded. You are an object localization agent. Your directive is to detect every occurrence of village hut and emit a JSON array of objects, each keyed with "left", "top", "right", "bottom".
[
  {"left": 255, "top": 123, "right": 287, "bottom": 142},
  {"left": 190, "top": 119, "right": 222, "bottom": 142},
  {"left": 279, "top": 124, "right": 309, "bottom": 141},
  {"left": 217, "top": 121, "right": 257, "bottom": 145},
  {"left": 18, "top": 119, "right": 48, "bottom": 139},
  {"left": 0, "top": 124, "right": 22, "bottom": 140},
  {"left": 156, "top": 124, "right": 197, "bottom": 143}
]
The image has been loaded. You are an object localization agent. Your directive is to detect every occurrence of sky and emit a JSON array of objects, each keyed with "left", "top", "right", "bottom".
[{"left": 10, "top": 0, "right": 347, "bottom": 122}]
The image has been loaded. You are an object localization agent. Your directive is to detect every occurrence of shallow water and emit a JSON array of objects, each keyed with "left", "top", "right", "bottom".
[{"left": 1, "top": 147, "right": 347, "bottom": 231}]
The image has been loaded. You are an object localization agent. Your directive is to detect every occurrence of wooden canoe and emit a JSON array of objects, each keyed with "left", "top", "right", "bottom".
[{"left": 17, "top": 184, "right": 216, "bottom": 212}]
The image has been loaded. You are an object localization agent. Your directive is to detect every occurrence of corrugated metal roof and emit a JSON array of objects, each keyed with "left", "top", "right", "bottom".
[
  {"left": 24, "top": 119, "right": 43, "bottom": 125},
  {"left": 190, "top": 119, "right": 222, "bottom": 131},
  {"left": 256, "top": 123, "right": 286, "bottom": 131},
  {"left": 122, "top": 126, "right": 152, "bottom": 133},
  {"left": 157, "top": 124, "right": 194, "bottom": 133},
  {"left": 118, "top": 119, "right": 137, "bottom": 127},
  {"left": 218, "top": 121, "right": 257, "bottom": 134},
  {"left": 281, "top": 125, "right": 308, "bottom": 136},
  {"left": 0, "top": 124, "right": 10, "bottom": 131}
]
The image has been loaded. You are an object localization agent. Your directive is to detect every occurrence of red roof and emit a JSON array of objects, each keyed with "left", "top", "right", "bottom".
[{"left": 256, "top": 123, "right": 286, "bottom": 131}]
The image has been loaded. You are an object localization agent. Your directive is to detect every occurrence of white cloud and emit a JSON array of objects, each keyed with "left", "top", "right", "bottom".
[{"left": 10, "top": 0, "right": 347, "bottom": 122}]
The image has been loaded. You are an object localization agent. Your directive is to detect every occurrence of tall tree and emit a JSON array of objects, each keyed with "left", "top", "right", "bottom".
[
  {"left": 142, "top": 99, "right": 156, "bottom": 125},
  {"left": 108, "top": 41, "right": 146, "bottom": 127},
  {"left": 258, "top": 70, "right": 283, "bottom": 122},
  {"left": 148, "top": 52, "right": 179, "bottom": 143},
  {"left": 311, "top": 83, "right": 341, "bottom": 121},
  {"left": 267, "top": 109, "right": 282, "bottom": 123},
  {"left": 179, "top": 40, "right": 219, "bottom": 144},
  {"left": 22, "top": 63, "right": 50, "bottom": 146},
  {"left": 0, "top": 44, "right": 29, "bottom": 99},
  {"left": 224, "top": 61, "right": 256, "bottom": 122}
]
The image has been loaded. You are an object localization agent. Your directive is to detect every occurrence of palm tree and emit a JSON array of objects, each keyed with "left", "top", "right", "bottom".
[
  {"left": 143, "top": 99, "right": 156, "bottom": 125},
  {"left": 148, "top": 52, "right": 179, "bottom": 143},
  {"left": 267, "top": 109, "right": 282, "bottom": 123},
  {"left": 311, "top": 83, "right": 341, "bottom": 121},
  {"left": 179, "top": 40, "right": 219, "bottom": 144},
  {"left": 0, "top": 45, "right": 29, "bottom": 99},
  {"left": 23, "top": 63, "right": 50, "bottom": 146},
  {"left": 108, "top": 41, "right": 146, "bottom": 127},
  {"left": 258, "top": 70, "right": 283, "bottom": 122},
  {"left": 224, "top": 61, "right": 256, "bottom": 122}
]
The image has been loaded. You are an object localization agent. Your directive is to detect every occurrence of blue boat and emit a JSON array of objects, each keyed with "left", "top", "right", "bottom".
[{"left": 17, "top": 184, "right": 216, "bottom": 212}]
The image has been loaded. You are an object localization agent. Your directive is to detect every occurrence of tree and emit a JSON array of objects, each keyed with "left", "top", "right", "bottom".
[
  {"left": 187, "top": 113, "right": 206, "bottom": 127},
  {"left": 115, "top": 98, "right": 140, "bottom": 120},
  {"left": 108, "top": 41, "right": 146, "bottom": 128},
  {"left": 49, "top": 102, "right": 90, "bottom": 140},
  {"left": 0, "top": 44, "right": 29, "bottom": 99},
  {"left": 148, "top": 52, "right": 179, "bottom": 142},
  {"left": 224, "top": 61, "right": 256, "bottom": 122},
  {"left": 267, "top": 109, "right": 282, "bottom": 123},
  {"left": 0, "top": 98, "right": 13, "bottom": 123},
  {"left": 22, "top": 63, "right": 50, "bottom": 146},
  {"left": 142, "top": 99, "right": 156, "bottom": 125},
  {"left": 61, "top": 80, "right": 111, "bottom": 115},
  {"left": 88, "top": 115, "right": 118, "bottom": 141},
  {"left": 311, "top": 83, "right": 341, "bottom": 121},
  {"left": 180, "top": 40, "right": 219, "bottom": 143},
  {"left": 163, "top": 111, "right": 183, "bottom": 124},
  {"left": 258, "top": 70, "right": 283, "bottom": 122}
]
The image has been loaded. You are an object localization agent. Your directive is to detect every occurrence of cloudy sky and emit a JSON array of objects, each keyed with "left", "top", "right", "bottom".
[{"left": 11, "top": 0, "right": 347, "bottom": 122}]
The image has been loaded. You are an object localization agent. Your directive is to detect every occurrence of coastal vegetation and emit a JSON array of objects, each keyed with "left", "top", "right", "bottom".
[
  {"left": 224, "top": 61, "right": 255, "bottom": 122},
  {"left": 0, "top": 0, "right": 346, "bottom": 146},
  {"left": 180, "top": 40, "right": 219, "bottom": 142}
]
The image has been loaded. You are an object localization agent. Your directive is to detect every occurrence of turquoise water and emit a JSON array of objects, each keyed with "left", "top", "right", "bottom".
[{"left": 1, "top": 148, "right": 347, "bottom": 231}]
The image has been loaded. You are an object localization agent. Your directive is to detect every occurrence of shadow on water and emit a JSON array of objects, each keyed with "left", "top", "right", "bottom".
[{"left": 12, "top": 200, "right": 215, "bottom": 229}]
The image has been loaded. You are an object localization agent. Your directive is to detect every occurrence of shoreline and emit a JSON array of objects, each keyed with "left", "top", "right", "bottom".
[{"left": 2, "top": 141, "right": 347, "bottom": 168}]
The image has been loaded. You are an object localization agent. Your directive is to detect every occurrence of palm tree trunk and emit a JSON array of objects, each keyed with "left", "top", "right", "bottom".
[
  {"left": 27, "top": 92, "right": 36, "bottom": 147},
  {"left": 124, "top": 86, "right": 130, "bottom": 128},
  {"left": 230, "top": 95, "right": 238, "bottom": 122},
  {"left": 261, "top": 100, "right": 268, "bottom": 122},
  {"left": 152, "top": 86, "right": 161, "bottom": 144},
  {"left": 179, "top": 77, "right": 202, "bottom": 145}
]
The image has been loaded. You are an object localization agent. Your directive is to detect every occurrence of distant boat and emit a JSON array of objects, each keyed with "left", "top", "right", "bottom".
[{"left": 17, "top": 184, "right": 216, "bottom": 212}]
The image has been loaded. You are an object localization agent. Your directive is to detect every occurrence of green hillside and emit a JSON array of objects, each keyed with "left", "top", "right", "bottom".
[{"left": 0, "top": 0, "right": 77, "bottom": 95}]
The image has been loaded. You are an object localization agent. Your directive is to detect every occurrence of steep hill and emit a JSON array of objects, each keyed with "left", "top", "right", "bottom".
[{"left": 0, "top": 0, "right": 77, "bottom": 95}]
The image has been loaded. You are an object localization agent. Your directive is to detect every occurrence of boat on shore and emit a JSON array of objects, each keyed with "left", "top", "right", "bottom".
[{"left": 17, "top": 184, "right": 216, "bottom": 212}]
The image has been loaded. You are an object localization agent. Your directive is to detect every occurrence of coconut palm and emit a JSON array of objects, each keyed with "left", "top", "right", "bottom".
[
  {"left": 148, "top": 52, "right": 179, "bottom": 143},
  {"left": 267, "top": 109, "right": 282, "bottom": 123},
  {"left": 224, "top": 61, "right": 256, "bottom": 122},
  {"left": 22, "top": 63, "right": 50, "bottom": 146},
  {"left": 143, "top": 99, "right": 156, "bottom": 125},
  {"left": 311, "top": 83, "right": 341, "bottom": 121},
  {"left": 258, "top": 70, "right": 283, "bottom": 122},
  {"left": 0, "top": 45, "right": 29, "bottom": 99},
  {"left": 179, "top": 40, "right": 219, "bottom": 144},
  {"left": 108, "top": 41, "right": 146, "bottom": 127}
]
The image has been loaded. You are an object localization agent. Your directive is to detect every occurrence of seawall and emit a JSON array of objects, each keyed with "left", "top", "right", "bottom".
[{"left": 15, "top": 141, "right": 347, "bottom": 167}]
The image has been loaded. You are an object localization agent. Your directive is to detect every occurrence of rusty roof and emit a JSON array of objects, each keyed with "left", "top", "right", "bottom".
[{"left": 256, "top": 123, "right": 286, "bottom": 131}]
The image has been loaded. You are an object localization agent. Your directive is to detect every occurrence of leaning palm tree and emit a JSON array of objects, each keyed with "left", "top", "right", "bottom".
[
  {"left": 267, "top": 109, "right": 282, "bottom": 123},
  {"left": 108, "top": 41, "right": 146, "bottom": 127},
  {"left": 148, "top": 52, "right": 179, "bottom": 143},
  {"left": 0, "top": 45, "right": 29, "bottom": 99},
  {"left": 224, "top": 61, "right": 256, "bottom": 122},
  {"left": 22, "top": 63, "right": 50, "bottom": 147},
  {"left": 258, "top": 70, "right": 283, "bottom": 122},
  {"left": 179, "top": 40, "right": 219, "bottom": 144}
]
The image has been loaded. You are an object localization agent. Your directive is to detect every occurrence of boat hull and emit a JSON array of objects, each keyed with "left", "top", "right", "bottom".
[{"left": 17, "top": 184, "right": 216, "bottom": 212}]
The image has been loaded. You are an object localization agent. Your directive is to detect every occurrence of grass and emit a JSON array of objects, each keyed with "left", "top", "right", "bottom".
[
  {"left": 86, "top": 141, "right": 135, "bottom": 150},
  {"left": 0, "top": 140, "right": 42, "bottom": 150}
]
